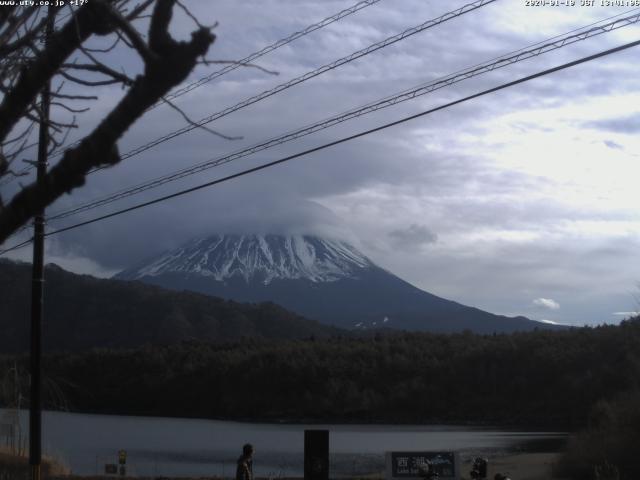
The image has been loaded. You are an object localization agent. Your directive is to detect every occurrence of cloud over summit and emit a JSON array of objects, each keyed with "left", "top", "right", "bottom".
[{"left": 5, "top": 0, "right": 640, "bottom": 325}]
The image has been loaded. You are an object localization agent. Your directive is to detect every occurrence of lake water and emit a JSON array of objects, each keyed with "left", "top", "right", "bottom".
[{"left": 0, "top": 409, "right": 565, "bottom": 477}]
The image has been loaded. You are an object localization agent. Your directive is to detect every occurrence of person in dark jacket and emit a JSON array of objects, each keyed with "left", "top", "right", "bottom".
[{"left": 236, "top": 443, "right": 254, "bottom": 480}]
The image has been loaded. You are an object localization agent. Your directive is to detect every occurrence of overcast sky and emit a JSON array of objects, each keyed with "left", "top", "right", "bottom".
[{"left": 4, "top": 0, "right": 640, "bottom": 326}]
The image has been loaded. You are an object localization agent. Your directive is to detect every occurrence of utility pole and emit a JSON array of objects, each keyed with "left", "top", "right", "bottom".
[{"left": 30, "top": 8, "right": 54, "bottom": 480}]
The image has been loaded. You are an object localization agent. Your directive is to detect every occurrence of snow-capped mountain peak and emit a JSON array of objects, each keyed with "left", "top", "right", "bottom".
[
  {"left": 118, "top": 234, "right": 373, "bottom": 284},
  {"left": 115, "top": 232, "right": 550, "bottom": 334}
]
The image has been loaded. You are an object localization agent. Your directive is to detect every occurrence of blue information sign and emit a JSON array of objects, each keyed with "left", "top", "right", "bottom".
[{"left": 387, "top": 451, "right": 458, "bottom": 479}]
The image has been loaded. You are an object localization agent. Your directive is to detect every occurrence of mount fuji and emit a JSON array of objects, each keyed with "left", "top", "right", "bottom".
[{"left": 115, "top": 233, "right": 551, "bottom": 333}]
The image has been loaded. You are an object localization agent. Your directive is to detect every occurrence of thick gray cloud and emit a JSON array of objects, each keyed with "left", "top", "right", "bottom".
[
  {"left": 586, "top": 113, "right": 640, "bottom": 133},
  {"left": 4, "top": 0, "right": 640, "bottom": 325},
  {"left": 389, "top": 224, "right": 438, "bottom": 250}
]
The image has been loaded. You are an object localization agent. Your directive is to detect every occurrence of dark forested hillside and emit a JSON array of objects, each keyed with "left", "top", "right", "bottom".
[
  {"left": 4, "top": 318, "right": 638, "bottom": 428},
  {"left": 0, "top": 260, "right": 342, "bottom": 353}
]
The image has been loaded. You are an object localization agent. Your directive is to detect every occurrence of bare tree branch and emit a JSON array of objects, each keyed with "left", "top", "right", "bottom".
[
  {"left": 0, "top": 0, "right": 216, "bottom": 242},
  {"left": 82, "top": 34, "right": 121, "bottom": 53},
  {"left": 59, "top": 70, "right": 125, "bottom": 87},
  {"left": 161, "top": 96, "right": 242, "bottom": 141},
  {"left": 176, "top": 0, "right": 215, "bottom": 31},
  {"left": 97, "top": 1, "right": 158, "bottom": 64},
  {"left": 51, "top": 92, "right": 99, "bottom": 101},
  {"left": 48, "top": 118, "right": 75, "bottom": 154},
  {"left": 125, "top": 0, "right": 157, "bottom": 21},
  {"left": 2, "top": 168, "right": 32, "bottom": 180},
  {"left": 2, "top": 122, "right": 35, "bottom": 148},
  {"left": 0, "top": 13, "right": 47, "bottom": 57},
  {"left": 51, "top": 102, "right": 91, "bottom": 114},
  {"left": 62, "top": 62, "right": 134, "bottom": 86},
  {"left": 0, "top": 7, "right": 38, "bottom": 50},
  {"left": 198, "top": 59, "right": 279, "bottom": 76},
  {"left": 0, "top": 1, "right": 121, "bottom": 142}
]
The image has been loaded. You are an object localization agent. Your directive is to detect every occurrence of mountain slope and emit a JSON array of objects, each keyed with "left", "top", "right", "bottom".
[
  {"left": 117, "top": 234, "right": 553, "bottom": 333},
  {"left": 121, "top": 234, "right": 373, "bottom": 284},
  {"left": 0, "top": 259, "right": 342, "bottom": 354}
]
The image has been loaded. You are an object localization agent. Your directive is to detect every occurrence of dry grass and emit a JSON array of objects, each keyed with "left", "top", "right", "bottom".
[{"left": 0, "top": 448, "right": 69, "bottom": 480}]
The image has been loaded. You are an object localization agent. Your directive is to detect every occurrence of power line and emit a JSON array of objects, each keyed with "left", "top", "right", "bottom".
[
  {"left": 7, "top": 0, "right": 386, "bottom": 184},
  {"left": 0, "top": 237, "right": 34, "bottom": 256},
  {"left": 93, "top": 0, "right": 498, "bottom": 168},
  {"left": 44, "top": 0, "right": 386, "bottom": 161},
  {"left": 26, "top": 37, "right": 639, "bottom": 243},
  {"left": 1, "top": 1, "right": 498, "bottom": 247},
  {"left": 3, "top": 37, "right": 639, "bottom": 254},
  {"left": 45, "top": 10, "right": 640, "bottom": 223},
  {"left": 22, "top": 0, "right": 496, "bottom": 208},
  {"left": 361, "top": 7, "right": 640, "bottom": 111},
  {"left": 159, "top": 0, "right": 385, "bottom": 105}
]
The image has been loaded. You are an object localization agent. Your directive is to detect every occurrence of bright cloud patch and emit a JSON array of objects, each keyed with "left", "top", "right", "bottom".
[{"left": 533, "top": 298, "right": 560, "bottom": 310}]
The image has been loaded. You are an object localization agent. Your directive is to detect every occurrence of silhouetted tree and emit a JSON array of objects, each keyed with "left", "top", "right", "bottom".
[{"left": 0, "top": 0, "right": 216, "bottom": 242}]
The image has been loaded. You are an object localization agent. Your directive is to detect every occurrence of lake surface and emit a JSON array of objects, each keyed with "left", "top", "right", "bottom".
[{"left": 0, "top": 409, "right": 565, "bottom": 477}]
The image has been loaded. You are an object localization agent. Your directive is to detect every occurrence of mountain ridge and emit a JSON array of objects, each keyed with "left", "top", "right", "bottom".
[
  {"left": 116, "top": 233, "right": 557, "bottom": 334},
  {"left": 0, "top": 259, "right": 342, "bottom": 353},
  {"left": 119, "top": 234, "right": 373, "bottom": 285}
]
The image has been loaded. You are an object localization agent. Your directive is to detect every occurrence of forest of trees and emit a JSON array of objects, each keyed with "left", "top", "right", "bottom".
[
  {"left": 2, "top": 317, "right": 639, "bottom": 428},
  {"left": 2, "top": 317, "right": 640, "bottom": 478},
  {"left": 0, "top": 260, "right": 341, "bottom": 353},
  {"left": 554, "top": 389, "right": 640, "bottom": 479}
]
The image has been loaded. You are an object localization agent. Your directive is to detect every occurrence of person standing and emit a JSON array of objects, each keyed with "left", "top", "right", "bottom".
[{"left": 236, "top": 443, "right": 254, "bottom": 480}]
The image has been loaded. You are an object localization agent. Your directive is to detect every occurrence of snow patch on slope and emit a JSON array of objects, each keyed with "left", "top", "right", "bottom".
[{"left": 122, "top": 234, "right": 373, "bottom": 284}]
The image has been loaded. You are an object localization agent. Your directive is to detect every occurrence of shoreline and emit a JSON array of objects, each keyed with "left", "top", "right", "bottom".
[
  {"left": 1, "top": 409, "right": 569, "bottom": 479},
  {"left": 1, "top": 406, "right": 572, "bottom": 432},
  {"left": 2, "top": 451, "right": 565, "bottom": 480}
]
